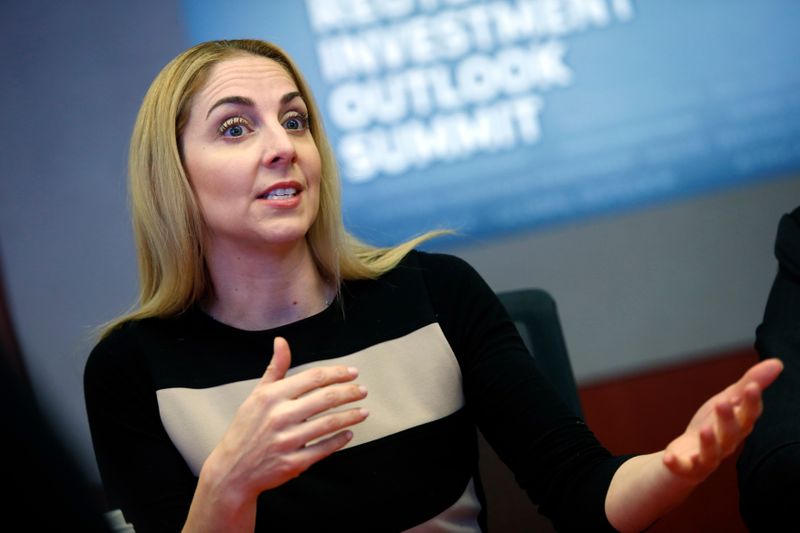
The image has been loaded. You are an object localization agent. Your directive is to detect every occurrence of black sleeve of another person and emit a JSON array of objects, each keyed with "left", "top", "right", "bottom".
[
  {"left": 1, "top": 345, "right": 112, "bottom": 532},
  {"left": 737, "top": 206, "right": 800, "bottom": 533}
]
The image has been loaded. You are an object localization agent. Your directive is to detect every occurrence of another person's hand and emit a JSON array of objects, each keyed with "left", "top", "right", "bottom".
[
  {"left": 663, "top": 358, "right": 783, "bottom": 482},
  {"left": 204, "top": 336, "right": 369, "bottom": 499}
]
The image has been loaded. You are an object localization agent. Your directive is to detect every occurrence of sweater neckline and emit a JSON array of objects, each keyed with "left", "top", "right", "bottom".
[{"left": 186, "top": 294, "right": 340, "bottom": 336}]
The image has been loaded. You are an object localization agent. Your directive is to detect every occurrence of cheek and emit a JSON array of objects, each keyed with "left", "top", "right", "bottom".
[
  {"left": 186, "top": 153, "right": 244, "bottom": 200},
  {"left": 301, "top": 144, "right": 323, "bottom": 188},
  {"left": 182, "top": 147, "right": 215, "bottom": 196}
]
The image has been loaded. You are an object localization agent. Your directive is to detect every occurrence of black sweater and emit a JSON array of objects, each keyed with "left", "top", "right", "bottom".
[{"left": 85, "top": 251, "right": 626, "bottom": 532}]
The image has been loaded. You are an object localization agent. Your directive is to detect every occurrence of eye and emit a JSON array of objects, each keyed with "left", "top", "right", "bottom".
[
  {"left": 283, "top": 112, "right": 310, "bottom": 132},
  {"left": 218, "top": 116, "right": 252, "bottom": 138}
]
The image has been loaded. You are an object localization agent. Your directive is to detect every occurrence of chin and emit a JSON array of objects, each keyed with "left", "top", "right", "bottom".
[{"left": 260, "top": 227, "right": 312, "bottom": 247}]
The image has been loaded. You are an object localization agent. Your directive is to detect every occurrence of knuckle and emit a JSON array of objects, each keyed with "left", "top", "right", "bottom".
[
  {"left": 322, "top": 415, "right": 341, "bottom": 433},
  {"left": 239, "top": 391, "right": 269, "bottom": 416},
  {"left": 268, "top": 405, "right": 293, "bottom": 429},
  {"left": 310, "top": 368, "right": 327, "bottom": 387},
  {"left": 270, "top": 430, "right": 304, "bottom": 454},
  {"left": 274, "top": 456, "right": 303, "bottom": 479},
  {"left": 270, "top": 432, "right": 290, "bottom": 451},
  {"left": 323, "top": 388, "right": 340, "bottom": 404},
  {"left": 250, "top": 387, "right": 270, "bottom": 406}
]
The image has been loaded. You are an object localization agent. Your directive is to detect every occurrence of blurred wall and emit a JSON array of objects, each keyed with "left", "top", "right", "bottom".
[{"left": 1, "top": 0, "right": 798, "bottom": 486}]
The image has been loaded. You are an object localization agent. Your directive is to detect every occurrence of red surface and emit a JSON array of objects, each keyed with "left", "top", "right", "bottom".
[{"left": 578, "top": 347, "right": 759, "bottom": 532}]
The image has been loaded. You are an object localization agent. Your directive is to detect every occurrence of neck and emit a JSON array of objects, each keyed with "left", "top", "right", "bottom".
[{"left": 202, "top": 238, "right": 333, "bottom": 331}]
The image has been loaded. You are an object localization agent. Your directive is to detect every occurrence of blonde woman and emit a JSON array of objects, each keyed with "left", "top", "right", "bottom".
[{"left": 84, "top": 40, "right": 782, "bottom": 533}]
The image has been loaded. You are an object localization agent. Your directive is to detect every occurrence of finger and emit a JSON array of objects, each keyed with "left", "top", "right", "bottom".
[
  {"left": 264, "top": 429, "right": 357, "bottom": 487},
  {"left": 699, "top": 425, "right": 718, "bottom": 462},
  {"left": 292, "top": 382, "right": 368, "bottom": 421},
  {"left": 663, "top": 449, "right": 693, "bottom": 477},
  {"left": 278, "top": 364, "right": 360, "bottom": 399},
  {"left": 665, "top": 428, "right": 716, "bottom": 480},
  {"left": 736, "top": 358, "right": 784, "bottom": 392},
  {"left": 292, "top": 429, "right": 356, "bottom": 468},
  {"left": 663, "top": 450, "right": 678, "bottom": 471},
  {"left": 681, "top": 425, "right": 722, "bottom": 482},
  {"left": 261, "top": 337, "right": 293, "bottom": 385},
  {"left": 295, "top": 407, "right": 370, "bottom": 447},
  {"left": 714, "top": 399, "right": 741, "bottom": 454},
  {"left": 735, "top": 382, "right": 764, "bottom": 432},
  {"left": 277, "top": 407, "right": 369, "bottom": 452},
  {"left": 712, "top": 359, "right": 782, "bottom": 409}
]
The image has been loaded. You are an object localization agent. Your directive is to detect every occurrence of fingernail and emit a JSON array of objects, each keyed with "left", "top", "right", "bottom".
[
  {"left": 344, "top": 430, "right": 353, "bottom": 440},
  {"left": 348, "top": 367, "right": 359, "bottom": 377},
  {"left": 358, "top": 385, "right": 368, "bottom": 395},
  {"left": 359, "top": 408, "right": 370, "bottom": 418}
]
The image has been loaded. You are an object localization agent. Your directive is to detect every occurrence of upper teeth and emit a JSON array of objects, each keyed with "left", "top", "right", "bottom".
[{"left": 265, "top": 187, "right": 297, "bottom": 199}]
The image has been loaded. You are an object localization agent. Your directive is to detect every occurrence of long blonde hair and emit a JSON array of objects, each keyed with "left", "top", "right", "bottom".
[{"left": 101, "top": 39, "right": 445, "bottom": 337}]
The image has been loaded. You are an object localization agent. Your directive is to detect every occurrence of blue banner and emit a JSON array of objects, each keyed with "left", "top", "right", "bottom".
[{"left": 182, "top": 0, "right": 800, "bottom": 246}]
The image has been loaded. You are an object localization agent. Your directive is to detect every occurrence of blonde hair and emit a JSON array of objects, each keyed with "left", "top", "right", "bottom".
[{"left": 101, "top": 39, "right": 446, "bottom": 337}]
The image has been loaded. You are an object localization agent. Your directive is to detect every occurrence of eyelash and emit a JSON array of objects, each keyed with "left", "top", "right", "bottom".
[
  {"left": 283, "top": 111, "right": 310, "bottom": 132},
  {"left": 218, "top": 116, "right": 250, "bottom": 137},
  {"left": 216, "top": 112, "right": 311, "bottom": 138}
]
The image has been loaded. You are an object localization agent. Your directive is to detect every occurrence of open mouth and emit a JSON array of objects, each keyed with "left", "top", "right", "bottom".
[{"left": 259, "top": 187, "right": 298, "bottom": 200}]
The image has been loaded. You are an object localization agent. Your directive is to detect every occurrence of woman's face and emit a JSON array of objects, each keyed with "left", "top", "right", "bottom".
[{"left": 181, "top": 54, "right": 322, "bottom": 253}]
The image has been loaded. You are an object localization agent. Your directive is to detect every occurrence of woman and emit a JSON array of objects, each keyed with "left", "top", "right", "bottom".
[{"left": 84, "top": 39, "right": 782, "bottom": 532}]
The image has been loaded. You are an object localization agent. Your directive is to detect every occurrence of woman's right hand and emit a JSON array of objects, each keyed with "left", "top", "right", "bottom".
[{"left": 200, "top": 336, "right": 368, "bottom": 504}]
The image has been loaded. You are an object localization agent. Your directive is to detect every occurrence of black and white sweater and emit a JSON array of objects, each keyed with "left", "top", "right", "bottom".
[{"left": 85, "top": 251, "right": 627, "bottom": 532}]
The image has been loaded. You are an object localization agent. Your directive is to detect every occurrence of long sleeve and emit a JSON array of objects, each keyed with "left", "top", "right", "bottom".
[
  {"left": 84, "top": 323, "right": 197, "bottom": 533},
  {"left": 737, "top": 207, "right": 800, "bottom": 532},
  {"left": 417, "top": 252, "right": 629, "bottom": 531}
]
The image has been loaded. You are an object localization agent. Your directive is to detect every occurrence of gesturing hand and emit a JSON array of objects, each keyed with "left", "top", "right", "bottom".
[
  {"left": 206, "top": 336, "right": 369, "bottom": 499},
  {"left": 662, "top": 358, "right": 783, "bottom": 482}
]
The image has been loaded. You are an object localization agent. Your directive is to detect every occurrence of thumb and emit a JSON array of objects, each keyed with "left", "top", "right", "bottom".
[{"left": 262, "top": 336, "right": 292, "bottom": 384}]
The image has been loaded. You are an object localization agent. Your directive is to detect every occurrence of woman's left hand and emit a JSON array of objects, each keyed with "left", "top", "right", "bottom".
[{"left": 662, "top": 358, "right": 784, "bottom": 482}]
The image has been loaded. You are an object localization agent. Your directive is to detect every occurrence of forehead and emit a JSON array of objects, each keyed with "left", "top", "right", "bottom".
[{"left": 195, "top": 54, "right": 299, "bottom": 104}]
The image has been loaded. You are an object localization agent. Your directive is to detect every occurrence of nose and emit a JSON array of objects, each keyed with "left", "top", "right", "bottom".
[{"left": 260, "top": 124, "right": 297, "bottom": 168}]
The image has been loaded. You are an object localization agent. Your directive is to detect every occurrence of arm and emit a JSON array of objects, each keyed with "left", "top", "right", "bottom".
[
  {"left": 182, "top": 337, "right": 368, "bottom": 532},
  {"left": 417, "top": 251, "right": 782, "bottom": 531},
  {"left": 85, "top": 327, "right": 200, "bottom": 532},
  {"left": 605, "top": 358, "right": 783, "bottom": 532},
  {"left": 419, "top": 252, "right": 627, "bottom": 531}
]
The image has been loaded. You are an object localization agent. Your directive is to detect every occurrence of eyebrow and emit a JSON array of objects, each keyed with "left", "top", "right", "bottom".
[{"left": 206, "top": 91, "right": 304, "bottom": 119}]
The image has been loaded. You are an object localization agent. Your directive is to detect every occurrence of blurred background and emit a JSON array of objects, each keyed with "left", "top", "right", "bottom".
[{"left": 2, "top": 1, "right": 799, "bottom": 530}]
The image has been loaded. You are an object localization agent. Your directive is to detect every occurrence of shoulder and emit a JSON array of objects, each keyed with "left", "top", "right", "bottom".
[
  {"left": 84, "top": 315, "right": 180, "bottom": 387},
  {"left": 398, "top": 250, "right": 500, "bottom": 316},
  {"left": 83, "top": 320, "right": 156, "bottom": 414},
  {"left": 86, "top": 321, "right": 140, "bottom": 365},
  {"left": 84, "top": 320, "right": 145, "bottom": 385},
  {"left": 399, "top": 250, "right": 484, "bottom": 281},
  {"left": 389, "top": 250, "right": 492, "bottom": 302}
]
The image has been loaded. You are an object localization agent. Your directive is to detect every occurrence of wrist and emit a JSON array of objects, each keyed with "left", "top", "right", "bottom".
[
  {"left": 196, "top": 450, "right": 257, "bottom": 520},
  {"left": 606, "top": 452, "right": 698, "bottom": 533}
]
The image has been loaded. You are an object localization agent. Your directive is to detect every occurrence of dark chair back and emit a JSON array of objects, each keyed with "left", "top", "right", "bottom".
[
  {"left": 477, "top": 288, "right": 582, "bottom": 532},
  {"left": 497, "top": 288, "right": 583, "bottom": 417}
]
